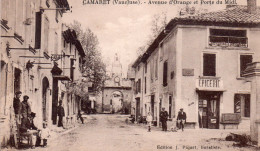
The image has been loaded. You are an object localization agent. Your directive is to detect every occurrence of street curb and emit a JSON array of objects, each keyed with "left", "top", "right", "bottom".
[{"left": 49, "top": 126, "right": 79, "bottom": 141}]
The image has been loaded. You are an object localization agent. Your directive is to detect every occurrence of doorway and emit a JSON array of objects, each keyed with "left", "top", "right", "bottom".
[
  {"left": 198, "top": 92, "right": 220, "bottom": 129},
  {"left": 151, "top": 95, "right": 155, "bottom": 119},
  {"left": 42, "top": 77, "right": 49, "bottom": 122},
  {"left": 136, "top": 98, "right": 140, "bottom": 119},
  {"left": 169, "top": 96, "right": 172, "bottom": 118},
  {"left": 52, "top": 79, "right": 58, "bottom": 125},
  {"left": 14, "top": 68, "right": 21, "bottom": 93}
]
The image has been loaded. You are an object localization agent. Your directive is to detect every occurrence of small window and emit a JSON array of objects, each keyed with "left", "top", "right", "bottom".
[
  {"left": 203, "top": 53, "right": 216, "bottom": 76},
  {"left": 144, "top": 77, "right": 146, "bottom": 94},
  {"left": 145, "top": 62, "right": 147, "bottom": 73},
  {"left": 138, "top": 79, "right": 141, "bottom": 93},
  {"left": 70, "top": 59, "right": 75, "bottom": 81},
  {"left": 209, "top": 29, "right": 247, "bottom": 47},
  {"left": 155, "top": 55, "right": 158, "bottom": 79},
  {"left": 240, "top": 55, "right": 252, "bottom": 77},
  {"left": 163, "top": 61, "right": 168, "bottom": 87},
  {"left": 234, "top": 94, "right": 250, "bottom": 117}
]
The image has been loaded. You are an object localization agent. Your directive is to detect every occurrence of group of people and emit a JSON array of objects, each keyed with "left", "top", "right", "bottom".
[
  {"left": 146, "top": 107, "right": 187, "bottom": 132},
  {"left": 13, "top": 91, "right": 50, "bottom": 148}
]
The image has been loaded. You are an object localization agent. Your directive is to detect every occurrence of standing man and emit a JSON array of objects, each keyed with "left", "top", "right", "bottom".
[
  {"left": 57, "top": 100, "right": 65, "bottom": 128},
  {"left": 13, "top": 91, "right": 22, "bottom": 124},
  {"left": 160, "top": 107, "right": 168, "bottom": 131},
  {"left": 20, "top": 95, "right": 31, "bottom": 128},
  {"left": 177, "top": 108, "right": 187, "bottom": 131}
]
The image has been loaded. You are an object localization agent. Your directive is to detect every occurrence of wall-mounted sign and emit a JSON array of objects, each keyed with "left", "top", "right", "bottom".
[
  {"left": 182, "top": 69, "right": 194, "bottom": 76},
  {"left": 196, "top": 77, "right": 224, "bottom": 91}
]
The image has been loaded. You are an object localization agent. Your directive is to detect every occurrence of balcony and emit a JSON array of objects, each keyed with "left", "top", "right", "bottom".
[{"left": 209, "top": 36, "right": 248, "bottom": 48}]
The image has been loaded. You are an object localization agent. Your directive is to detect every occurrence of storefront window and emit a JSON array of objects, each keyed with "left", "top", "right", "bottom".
[{"left": 234, "top": 94, "right": 250, "bottom": 117}]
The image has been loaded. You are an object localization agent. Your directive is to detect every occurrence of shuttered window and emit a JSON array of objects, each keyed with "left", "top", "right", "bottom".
[
  {"left": 163, "top": 61, "right": 168, "bottom": 87},
  {"left": 203, "top": 53, "right": 216, "bottom": 76},
  {"left": 240, "top": 55, "right": 252, "bottom": 77},
  {"left": 35, "top": 12, "right": 42, "bottom": 49},
  {"left": 144, "top": 77, "right": 146, "bottom": 94}
]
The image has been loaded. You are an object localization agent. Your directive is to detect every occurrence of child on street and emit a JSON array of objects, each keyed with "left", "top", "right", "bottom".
[
  {"left": 40, "top": 122, "right": 50, "bottom": 147},
  {"left": 146, "top": 112, "right": 153, "bottom": 132}
]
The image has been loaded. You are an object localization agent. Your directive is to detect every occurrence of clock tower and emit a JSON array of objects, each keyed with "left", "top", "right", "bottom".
[{"left": 111, "top": 53, "right": 123, "bottom": 86}]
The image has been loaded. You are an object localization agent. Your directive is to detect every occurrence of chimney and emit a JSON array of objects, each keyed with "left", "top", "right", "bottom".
[{"left": 247, "top": 0, "right": 257, "bottom": 14}]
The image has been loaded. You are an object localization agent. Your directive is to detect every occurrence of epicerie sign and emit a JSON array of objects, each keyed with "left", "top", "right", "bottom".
[{"left": 196, "top": 78, "right": 223, "bottom": 89}]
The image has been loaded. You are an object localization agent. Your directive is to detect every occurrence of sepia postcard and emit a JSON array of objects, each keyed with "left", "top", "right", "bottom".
[{"left": 1, "top": 0, "right": 260, "bottom": 150}]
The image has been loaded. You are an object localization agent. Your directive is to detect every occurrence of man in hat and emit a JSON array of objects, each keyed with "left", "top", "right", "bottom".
[
  {"left": 57, "top": 100, "right": 65, "bottom": 127},
  {"left": 20, "top": 112, "right": 39, "bottom": 148},
  {"left": 177, "top": 108, "right": 187, "bottom": 131},
  {"left": 13, "top": 91, "right": 22, "bottom": 126},
  {"left": 13, "top": 91, "right": 22, "bottom": 115},
  {"left": 21, "top": 95, "right": 32, "bottom": 128},
  {"left": 160, "top": 107, "right": 168, "bottom": 131}
]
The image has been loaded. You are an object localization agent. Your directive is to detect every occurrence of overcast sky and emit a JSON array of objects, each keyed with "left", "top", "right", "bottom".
[{"left": 63, "top": 0, "right": 253, "bottom": 77}]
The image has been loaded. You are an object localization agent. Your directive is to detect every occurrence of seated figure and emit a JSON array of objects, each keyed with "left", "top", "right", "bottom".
[{"left": 20, "top": 112, "right": 39, "bottom": 149}]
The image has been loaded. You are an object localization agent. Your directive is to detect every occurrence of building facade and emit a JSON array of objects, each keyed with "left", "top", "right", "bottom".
[
  {"left": 0, "top": 0, "right": 86, "bottom": 147},
  {"left": 132, "top": 1, "right": 260, "bottom": 129}
]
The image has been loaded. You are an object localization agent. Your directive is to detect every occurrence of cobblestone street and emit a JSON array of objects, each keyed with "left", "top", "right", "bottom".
[{"left": 3, "top": 114, "right": 258, "bottom": 151}]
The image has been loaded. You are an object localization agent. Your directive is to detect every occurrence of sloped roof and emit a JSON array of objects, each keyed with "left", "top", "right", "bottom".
[
  {"left": 180, "top": 5, "right": 260, "bottom": 24},
  {"left": 132, "top": 5, "right": 260, "bottom": 68}
]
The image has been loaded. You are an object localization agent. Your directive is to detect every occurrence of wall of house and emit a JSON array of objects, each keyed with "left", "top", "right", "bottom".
[
  {"left": 158, "top": 28, "right": 178, "bottom": 120},
  {"left": 0, "top": 0, "right": 74, "bottom": 147},
  {"left": 179, "top": 25, "right": 254, "bottom": 128}
]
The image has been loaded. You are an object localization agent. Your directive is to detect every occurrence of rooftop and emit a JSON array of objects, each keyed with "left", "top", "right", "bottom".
[{"left": 132, "top": 5, "right": 260, "bottom": 68}]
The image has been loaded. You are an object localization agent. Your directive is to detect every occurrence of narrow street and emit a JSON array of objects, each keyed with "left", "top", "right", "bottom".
[{"left": 5, "top": 114, "right": 257, "bottom": 151}]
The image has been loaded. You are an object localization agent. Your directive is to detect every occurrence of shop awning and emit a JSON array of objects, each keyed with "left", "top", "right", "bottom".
[
  {"left": 53, "top": 75, "right": 71, "bottom": 81},
  {"left": 196, "top": 88, "right": 226, "bottom": 92}
]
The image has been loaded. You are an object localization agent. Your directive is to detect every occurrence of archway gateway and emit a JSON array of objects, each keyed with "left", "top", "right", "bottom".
[{"left": 111, "top": 91, "right": 124, "bottom": 113}]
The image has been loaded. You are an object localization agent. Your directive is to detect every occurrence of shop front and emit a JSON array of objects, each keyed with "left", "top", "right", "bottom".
[{"left": 196, "top": 77, "right": 225, "bottom": 129}]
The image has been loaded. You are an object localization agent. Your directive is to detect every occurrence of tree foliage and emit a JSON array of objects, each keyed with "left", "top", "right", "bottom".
[
  {"left": 136, "top": 12, "right": 168, "bottom": 56},
  {"left": 69, "top": 20, "right": 107, "bottom": 95}
]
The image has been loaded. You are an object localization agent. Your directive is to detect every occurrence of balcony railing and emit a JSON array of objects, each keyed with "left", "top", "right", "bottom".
[{"left": 209, "top": 36, "right": 248, "bottom": 48}]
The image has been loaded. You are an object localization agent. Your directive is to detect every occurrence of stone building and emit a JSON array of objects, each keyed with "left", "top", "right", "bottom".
[
  {"left": 132, "top": 0, "right": 260, "bottom": 129},
  {"left": 0, "top": 0, "right": 85, "bottom": 147},
  {"left": 96, "top": 53, "right": 132, "bottom": 113}
]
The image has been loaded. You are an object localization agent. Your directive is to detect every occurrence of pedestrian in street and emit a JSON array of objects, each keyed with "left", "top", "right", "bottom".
[
  {"left": 13, "top": 91, "right": 22, "bottom": 125},
  {"left": 19, "top": 112, "right": 39, "bottom": 149},
  {"left": 20, "top": 95, "right": 31, "bottom": 128},
  {"left": 146, "top": 112, "right": 153, "bottom": 132},
  {"left": 177, "top": 108, "right": 187, "bottom": 131},
  {"left": 77, "top": 110, "right": 84, "bottom": 124},
  {"left": 160, "top": 107, "right": 168, "bottom": 131},
  {"left": 40, "top": 122, "right": 50, "bottom": 147},
  {"left": 57, "top": 100, "right": 65, "bottom": 128}
]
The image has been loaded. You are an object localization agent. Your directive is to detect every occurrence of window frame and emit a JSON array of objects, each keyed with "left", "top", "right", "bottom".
[
  {"left": 238, "top": 53, "right": 253, "bottom": 78},
  {"left": 201, "top": 51, "right": 218, "bottom": 77},
  {"left": 163, "top": 60, "right": 168, "bottom": 87},
  {"left": 208, "top": 28, "right": 248, "bottom": 48},
  {"left": 234, "top": 93, "right": 250, "bottom": 118}
]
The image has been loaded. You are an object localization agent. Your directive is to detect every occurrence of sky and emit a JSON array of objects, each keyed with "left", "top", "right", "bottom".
[{"left": 63, "top": 0, "right": 252, "bottom": 77}]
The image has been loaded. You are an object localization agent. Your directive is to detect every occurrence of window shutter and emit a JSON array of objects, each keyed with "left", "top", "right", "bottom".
[
  {"left": 163, "top": 61, "right": 168, "bottom": 86},
  {"left": 203, "top": 54, "right": 216, "bottom": 76},
  {"left": 35, "top": 12, "right": 42, "bottom": 49},
  {"left": 240, "top": 55, "right": 252, "bottom": 77}
]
